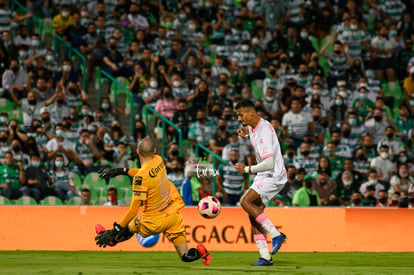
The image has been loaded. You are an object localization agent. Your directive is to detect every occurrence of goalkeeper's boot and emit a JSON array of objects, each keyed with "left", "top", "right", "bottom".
[
  {"left": 197, "top": 244, "right": 211, "bottom": 266},
  {"left": 251, "top": 257, "right": 273, "bottom": 266},
  {"left": 271, "top": 232, "right": 286, "bottom": 255},
  {"left": 95, "top": 224, "right": 116, "bottom": 246}
]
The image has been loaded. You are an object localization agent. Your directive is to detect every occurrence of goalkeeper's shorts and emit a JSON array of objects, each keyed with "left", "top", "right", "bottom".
[{"left": 129, "top": 211, "right": 186, "bottom": 245}]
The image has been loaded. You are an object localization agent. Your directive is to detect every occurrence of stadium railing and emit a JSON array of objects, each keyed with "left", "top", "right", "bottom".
[
  {"left": 10, "top": 0, "right": 43, "bottom": 38},
  {"left": 96, "top": 68, "right": 134, "bottom": 138},
  {"left": 195, "top": 143, "right": 228, "bottom": 195},
  {"left": 53, "top": 34, "right": 87, "bottom": 91},
  {"left": 144, "top": 106, "right": 183, "bottom": 158}
]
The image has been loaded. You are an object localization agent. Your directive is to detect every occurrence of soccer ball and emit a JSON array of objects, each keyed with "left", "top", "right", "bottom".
[
  {"left": 136, "top": 234, "right": 160, "bottom": 248},
  {"left": 198, "top": 196, "right": 221, "bottom": 219}
]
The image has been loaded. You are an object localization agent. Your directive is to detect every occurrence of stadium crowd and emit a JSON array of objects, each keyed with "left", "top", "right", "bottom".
[{"left": 1, "top": 0, "right": 414, "bottom": 208}]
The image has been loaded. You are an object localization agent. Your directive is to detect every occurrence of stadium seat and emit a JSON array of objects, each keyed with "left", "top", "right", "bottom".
[
  {"left": 11, "top": 109, "right": 23, "bottom": 124},
  {"left": 94, "top": 159, "right": 114, "bottom": 168},
  {"left": 0, "top": 98, "right": 16, "bottom": 112},
  {"left": 72, "top": 172, "right": 83, "bottom": 190},
  {"left": 83, "top": 172, "right": 108, "bottom": 200},
  {"left": 251, "top": 79, "right": 263, "bottom": 100},
  {"left": 0, "top": 195, "right": 12, "bottom": 205},
  {"left": 41, "top": 196, "right": 64, "bottom": 205},
  {"left": 15, "top": 196, "right": 38, "bottom": 205},
  {"left": 109, "top": 175, "right": 131, "bottom": 189}
]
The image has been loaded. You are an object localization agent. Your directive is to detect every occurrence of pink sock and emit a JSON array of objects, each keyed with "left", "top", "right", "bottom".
[{"left": 255, "top": 213, "right": 280, "bottom": 238}]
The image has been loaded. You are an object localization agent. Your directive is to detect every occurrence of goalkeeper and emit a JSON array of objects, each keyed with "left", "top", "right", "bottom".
[{"left": 95, "top": 138, "right": 211, "bottom": 265}]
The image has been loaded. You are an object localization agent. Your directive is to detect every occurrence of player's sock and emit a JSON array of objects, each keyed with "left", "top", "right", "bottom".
[
  {"left": 181, "top": 248, "right": 201, "bottom": 262},
  {"left": 256, "top": 213, "right": 281, "bottom": 239},
  {"left": 254, "top": 234, "right": 271, "bottom": 261}
]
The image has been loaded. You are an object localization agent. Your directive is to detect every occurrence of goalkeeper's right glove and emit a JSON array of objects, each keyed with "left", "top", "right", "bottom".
[{"left": 98, "top": 168, "right": 129, "bottom": 181}]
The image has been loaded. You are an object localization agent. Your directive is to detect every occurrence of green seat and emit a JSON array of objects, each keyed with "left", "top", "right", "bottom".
[
  {"left": 67, "top": 196, "right": 83, "bottom": 205},
  {"left": 83, "top": 172, "right": 108, "bottom": 200},
  {"left": 40, "top": 18, "right": 54, "bottom": 39},
  {"left": 251, "top": 79, "right": 263, "bottom": 100},
  {"left": 15, "top": 196, "right": 37, "bottom": 205},
  {"left": 41, "top": 196, "right": 64, "bottom": 205},
  {"left": 94, "top": 159, "right": 114, "bottom": 168},
  {"left": 11, "top": 109, "right": 23, "bottom": 124},
  {"left": 72, "top": 172, "right": 83, "bottom": 189},
  {"left": 0, "top": 196, "right": 12, "bottom": 205},
  {"left": 0, "top": 98, "right": 16, "bottom": 112},
  {"left": 109, "top": 175, "right": 132, "bottom": 189},
  {"left": 110, "top": 77, "right": 130, "bottom": 97}
]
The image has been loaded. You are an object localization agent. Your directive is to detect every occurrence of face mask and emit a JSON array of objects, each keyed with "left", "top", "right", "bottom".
[
  {"left": 379, "top": 197, "right": 388, "bottom": 204},
  {"left": 301, "top": 150, "right": 310, "bottom": 156},
  {"left": 218, "top": 125, "right": 226, "bottom": 131},
  {"left": 338, "top": 91, "right": 347, "bottom": 98},
  {"left": 81, "top": 11, "right": 88, "bottom": 17},
  {"left": 410, "top": 101, "right": 414, "bottom": 107},
  {"left": 81, "top": 109, "right": 90, "bottom": 115},
  {"left": 342, "top": 129, "right": 351, "bottom": 138},
  {"left": 101, "top": 103, "right": 109, "bottom": 110},
  {"left": 389, "top": 30, "right": 397, "bottom": 37},
  {"left": 287, "top": 152, "right": 294, "bottom": 158},
  {"left": 165, "top": 21, "right": 173, "bottom": 29},
  {"left": 11, "top": 66, "right": 19, "bottom": 73},
  {"left": 386, "top": 133, "right": 393, "bottom": 139},
  {"left": 374, "top": 116, "right": 382, "bottom": 122},
  {"left": 109, "top": 44, "right": 117, "bottom": 50},
  {"left": 312, "top": 116, "right": 320, "bottom": 121},
  {"left": 305, "top": 180, "right": 313, "bottom": 188},
  {"left": 0, "top": 116, "right": 7, "bottom": 123},
  {"left": 400, "top": 172, "right": 408, "bottom": 178},
  {"left": 171, "top": 150, "right": 179, "bottom": 156},
  {"left": 241, "top": 45, "right": 249, "bottom": 52},
  {"left": 112, "top": 125, "right": 121, "bottom": 132},
  {"left": 269, "top": 69, "right": 276, "bottom": 76},
  {"left": 335, "top": 99, "right": 343, "bottom": 105},
  {"left": 230, "top": 142, "right": 239, "bottom": 147},
  {"left": 357, "top": 154, "right": 365, "bottom": 161},
  {"left": 150, "top": 80, "right": 158, "bottom": 88},
  {"left": 343, "top": 180, "right": 353, "bottom": 186},
  {"left": 172, "top": 80, "right": 181, "bottom": 88},
  {"left": 312, "top": 89, "right": 321, "bottom": 95},
  {"left": 19, "top": 50, "right": 28, "bottom": 58},
  {"left": 352, "top": 198, "right": 362, "bottom": 205},
  {"left": 334, "top": 50, "right": 341, "bottom": 55},
  {"left": 28, "top": 99, "right": 37, "bottom": 105},
  {"left": 365, "top": 70, "right": 374, "bottom": 78},
  {"left": 359, "top": 93, "right": 367, "bottom": 100},
  {"left": 266, "top": 96, "right": 274, "bottom": 102},
  {"left": 179, "top": 14, "right": 187, "bottom": 20},
  {"left": 350, "top": 24, "right": 358, "bottom": 30},
  {"left": 392, "top": 200, "right": 399, "bottom": 205},
  {"left": 55, "top": 160, "right": 64, "bottom": 168},
  {"left": 62, "top": 11, "right": 69, "bottom": 18},
  {"left": 0, "top": 136, "right": 7, "bottom": 142},
  {"left": 281, "top": 57, "right": 288, "bottom": 63},
  {"left": 31, "top": 40, "right": 40, "bottom": 47},
  {"left": 32, "top": 161, "right": 40, "bottom": 167},
  {"left": 57, "top": 99, "right": 64, "bottom": 105},
  {"left": 46, "top": 55, "right": 54, "bottom": 62},
  {"left": 399, "top": 156, "right": 407, "bottom": 163},
  {"left": 348, "top": 118, "right": 357, "bottom": 126},
  {"left": 189, "top": 24, "right": 196, "bottom": 31},
  {"left": 300, "top": 32, "right": 308, "bottom": 39},
  {"left": 409, "top": 198, "right": 414, "bottom": 203},
  {"left": 62, "top": 65, "right": 71, "bottom": 72},
  {"left": 369, "top": 179, "right": 378, "bottom": 185},
  {"left": 56, "top": 129, "right": 64, "bottom": 137},
  {"left": 225, "top": 35, "right": 232, "bottom": 42},
  {"left": 172, "top": 167, "right": 181, "bottom": 173},
  {"left": 288, "top": 173, "right": 296, "bottom": 180}
]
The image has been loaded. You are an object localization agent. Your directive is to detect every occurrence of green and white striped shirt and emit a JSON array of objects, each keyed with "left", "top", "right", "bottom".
[{"left": 218, "top": 164, "right": 248, "bottom": 195}]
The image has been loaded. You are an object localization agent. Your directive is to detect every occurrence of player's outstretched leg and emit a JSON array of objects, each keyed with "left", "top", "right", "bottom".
[
  {"left": 271, "top": 232, "right": 286, "bottom": 255},
  {"left": 197, "top": 244, "right": 211, "bottom": 265}
]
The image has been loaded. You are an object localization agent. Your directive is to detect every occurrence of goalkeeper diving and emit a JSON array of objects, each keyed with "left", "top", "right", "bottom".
[{"left": 95, "top": 138, "right": 211, "bottom": 265}]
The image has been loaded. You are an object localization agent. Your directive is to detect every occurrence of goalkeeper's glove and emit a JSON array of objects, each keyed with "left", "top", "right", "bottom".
[
  {"left": 95, "top": 222, "right": 133, "bottom": 248},
  {"left": 98, "top": 168, "right": 129, "bottom": 181}
]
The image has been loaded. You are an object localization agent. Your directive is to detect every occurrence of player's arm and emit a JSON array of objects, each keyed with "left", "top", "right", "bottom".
[
  {"left": 98, "top": 167, "right": 129, "bottom": 180},
  {"left": 119, "top": 195, "right": 142, "bottom": 227}
]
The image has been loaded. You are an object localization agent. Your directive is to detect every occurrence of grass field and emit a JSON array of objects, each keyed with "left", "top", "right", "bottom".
[{"left": 1, "top": 251, "right": 414, "bottom": 275}]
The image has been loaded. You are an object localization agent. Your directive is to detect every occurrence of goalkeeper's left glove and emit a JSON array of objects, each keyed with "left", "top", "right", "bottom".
[
  {"left": 95, "top": 222, "right": 133, "bottom": 248},
  {"left": 98, "top": 168, "right": 129, "bottom": 181}
]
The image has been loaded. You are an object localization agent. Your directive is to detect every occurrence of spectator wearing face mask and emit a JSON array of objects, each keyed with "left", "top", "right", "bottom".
[
  {"left": 164, "top": 143, "right": 185, "bottom": 173},
  {"left": 167, "top": 159, "right": 185, "bottom": 192},
  {"left": 0, "top": 151, "right": 29, "bottom": 200},
  {"left": 407, "top": 192, "right": 414, "bottom": 208},
  {"left": 293, "top": 142, "right": 318, "bottom": 175},
  {"left": 54, "top": 59, "right": 80, "bottom": 87},
  {"left": 26, "top": 154, "right": 58, "bottom": 202},
  {"left": 375, "top": 190, "right": 389, "bottom": 207},
  {"left": 216, "top": 149, "right": 249, "bottom": 206},
  {"left": 73, "top": 129, "right": 101, "bottom": 175},
  {"left": 53, "top": 5, "right": 74, "bottom": 36},
  {"left": 231, "top": 40, "right": 256, "bottom": 75},
  {"left": 188, "top": 110, "right": 216, "bottom": 149},
  {"left": 209, "top": 118, "right": 231, "bottom": 156},
  {"left": 221, "top": 132, "right": 251, "bottom": 166},
  {"left": 2, "top": 59, "right": 28, "bottom": 101},
  {"left": 370, "top": 145, "right": 396, "bottom": 183},
  {"left": 99, "top": 97, "right": 124, "bottom": 129},
  {"left": 335, "top": 170, "right": 360, "bottom": 206},
  {"left": 376, "top": 126, "right": 405, "bottom": 159},
  {"left": 364, "top": 108, "right": 390, "bottom": 145},
  {"left": 278, "top": 165, "right": 303, "bottom": 205},
  {"left": 292, "top": 177, "right": 321, "bottom": 207},
  {"left": 389, "top": 163, "right": 414, "bottom": 196},
  {"left": 46, "top": 123, "right": 76, "bottom": 166},
  {"left": 103, "top": 187, "right": 125, "bottom": 206},
  {"left": 47, "top": 91, "right": 71, "bottom": 125},
  {"left": 51, "top": 154, "right": 77, "bottom": 201}
]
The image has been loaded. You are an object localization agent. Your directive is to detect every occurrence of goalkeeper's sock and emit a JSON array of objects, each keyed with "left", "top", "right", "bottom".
[
  {"left": 254, "top": 234, "right": 271, "bottom": 261},
  {"left": 256, "top": 213, "right": 281, "bottom": 239},
  {"left": 181, "top": 248, "right": 201, "bottom": 262}
]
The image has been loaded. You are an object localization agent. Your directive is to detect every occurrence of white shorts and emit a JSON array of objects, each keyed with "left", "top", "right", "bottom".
[{"left": 250, "top": 174, "right": 286, "bottom": 205}]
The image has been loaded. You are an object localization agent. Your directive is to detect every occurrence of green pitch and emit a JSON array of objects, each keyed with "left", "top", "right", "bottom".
[{"left": 1, "top": 251, "right": 414, "bottom": 275}]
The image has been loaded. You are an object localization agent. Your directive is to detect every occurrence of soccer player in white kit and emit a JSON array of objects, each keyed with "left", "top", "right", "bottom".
[{"left": 234, "top": 99, "right": 287, "bottom": 266}]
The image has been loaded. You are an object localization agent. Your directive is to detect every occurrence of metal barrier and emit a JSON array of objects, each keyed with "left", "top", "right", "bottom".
[
  {"left": 195, "top": 143, "right": 229, "bottom": 195},
  {"left": 11, "top": 0, "right": 42, "bottom": 37},
  {"left": 53, "top": 34, "right": 87, "bottom": 91},
  {"left": 96, "top": 68, "right": 134, "bottom": 137},
  {"left": 144, "top": 106, "right": 182, "bottom": 158}
]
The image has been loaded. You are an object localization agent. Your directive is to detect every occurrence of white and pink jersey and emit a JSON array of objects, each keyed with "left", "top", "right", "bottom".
[{"left": 248, "top": 118, "right": 287, "bottom": 183}]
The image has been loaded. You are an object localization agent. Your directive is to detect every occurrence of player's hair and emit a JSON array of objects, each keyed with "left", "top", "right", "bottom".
[
  {"left": 235, "top": 99, "right": 255, "bottom": 110},
  {"left": 138, "top": 138, "right": 155, "bottom": 157}
]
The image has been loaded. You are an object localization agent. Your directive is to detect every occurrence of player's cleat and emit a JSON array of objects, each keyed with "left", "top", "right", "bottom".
[
  {"left": 251, "top": 257, "right": 273, "bottom": 266},
  {"left": 95, "top": 224, "right": 116, "bottom": 246},
  {"left": 271, "top": 233, "right": 286, "bottom": 254},
  {"left": 197, "top": 244, "right": 211, "bottom": 265}
]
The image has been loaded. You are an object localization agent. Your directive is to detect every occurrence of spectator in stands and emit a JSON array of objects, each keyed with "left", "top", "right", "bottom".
[
  {"left": 0, "top": 31, "right": 18, "bottom": 66},
  {"left": 167, "top": 159, "right": 185, "bottom": 192},
  {"left": 2, "top": 59, "right": 27, "bottom": 101},
  {"left": 329, "top": 94, "right": 348, "bottom": 130},
  {"left": 371, "top": 25, "right": 398, "bottom": 82},
  {"left": 221, "top": 132, "right": 252, "bottom": 166},
  {"left": 44, "top": 50, "right": 59, "bottom": 75},
  {"left": 293, "top": 142, "right": 318, "bottom": 175},
  {"left": 155, "top": 85, "right": 177, "bottom": 119},
  {"left": 54, "top": 59, "right": 79, "bottom": 87},
  {"left": 81, "top": 23, "right": 106, "bottom": 81},
  {"left": 0, "top": 112, "right": 8, "bottom": 132},
  {"left": 129, "top": 120, "right": 148, "bottom": 158},
  {"left": 46, "top": 123, "right": 76, "bottom": 166},
  {"left": 73, "top": 129, "right": 101, "bottom": 175},
  {"left": 10, "top": 139, "right": 30, "bottom": 169},
  {"left": 103, "top": 187, "right": 125, "bottom": 206},
  {"left": 80, "top": 187, "right": 92, "bottom": 205},
  {"left": 103, "top": 120, "right": 128, "bottom": 161},
  {"left": 187, "top": 79, "right": 210, "bottom": 112},
  {"left": 389, "top": 163, "right": 413, "bottom": 196},
  {"left": 171, "top": 99, "right": 194, "bottom": 140},
  {"left": 128, "top": 3, "right": 150, "bottom": 35},
  {"left": 408, "top": 192, "right": 414, "bottom": 208},
  {"left": 102, "top": 37, "right": 132, "bottom": 79},
  {"left": 188, "top": 110, "right": 216, "bottom": 149},
  {"left": 324, "top": 142, "right": 345, "bottom": 179},
  {"left": 27, "top": 34, "right": 47, "bottom": 57},
  {"left": 336, "top": 170, "right": 360, "bottom": 205},
  {"left": 52, "top": 5, "right": 74, "bottom": 36},
  {"left": 113, "top": 142, "right": 129, "bottom": 169},
  {"left": 352, "top": 87, "right": 376, "bottom": 123},
  {"left": 30, "top": 76, "right": 54, "bottom": 102},
  {"left": 0, "top": 151, "right": 28, "bottom": 200},
  {"left": 51, "top": 154, "right": 77, "bottom": 201},
  {"left": 360, "top": 170, "right": 385, "bottom": 197},
  {"left": 278, "top": 165, "right": 303, "bottom": 205},
  {"left": 209, "top": 118, "right": 230, "bottom": 156},
  {"left": 361, "top": 185, "right": 377, "bottom": 206},
  {"left": 364, "top": 108, "right": 390, "bottom": 145},
  {"left": 376, "top": 126, "right": 405, "bottom": 159},
  {"left": 313, "top": 168, "right": 337, "bottom": 206},
  {"left": 64, "top": 12, "right": 87, "bottom": 51},
  {"left": 26, "top": 153, "right": 57, "bottom": 202},
  {"left": 349, "top": 191, "right": 363, "bottom": 207},
  {"left": 375, "top": 190, "right": 389, "bottom": 207},
  {"left": 164, "top": 143, "right": 185, "bottom": 173},
  {"left": 292, "top": 177, "right": 321, "bottom": 207},
  {"left": 99, "top": 97, "right": 124, "bottom": 129},
  {"left": 370, "top": 144, "right": 395, "bottom": 183},
  {"left": 47, "top": 90, "right": 70, "bottom": 125}
]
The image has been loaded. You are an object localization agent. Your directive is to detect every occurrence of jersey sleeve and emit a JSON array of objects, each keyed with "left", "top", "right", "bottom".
[{"left": 132, "top": 175, "right": 148, "bottom": 201}]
